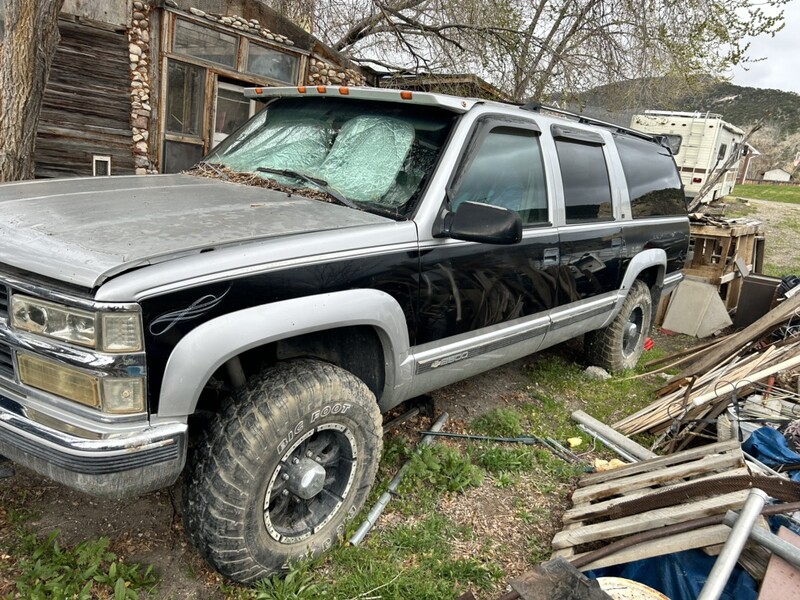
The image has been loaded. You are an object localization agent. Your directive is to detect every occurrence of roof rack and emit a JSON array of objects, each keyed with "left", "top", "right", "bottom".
[{"left": 520, "top": 101, "right": 657, "bottom": 144}]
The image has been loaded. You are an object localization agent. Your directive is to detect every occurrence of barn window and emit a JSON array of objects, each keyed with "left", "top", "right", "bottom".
[
  {"left": 174, "top": 19, "right": 238, "bottom": 68},
  {"left": 246, "top": 43, "right": 299, "bottom": 84}
]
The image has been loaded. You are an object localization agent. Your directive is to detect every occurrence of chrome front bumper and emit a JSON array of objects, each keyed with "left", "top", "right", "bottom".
[{"left": 0, "top": 390, "right": 186, "bottom": 498}]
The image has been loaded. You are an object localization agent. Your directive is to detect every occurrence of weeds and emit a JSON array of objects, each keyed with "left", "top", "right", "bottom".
[
  {"left": 404, "top": 443, "right": 485, "bottom": 495},
  {"left": 8, "top": 532, "right": 158, "bottom": 600}
]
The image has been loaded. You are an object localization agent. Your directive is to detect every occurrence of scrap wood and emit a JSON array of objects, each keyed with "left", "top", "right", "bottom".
[
  {"left": 552, "top": 441, "right": 750, "bottom": 562},
  {"left": 613, "top": 338, "right": 800, "bottom": 438},
  {"left": 554, "top": 438, "right": 800, "bottom": 572},
  {"left": 568, "top": 501, "right": 800, "bottom": 572},
  {"left": 571, "top": 410, "right": 656, "bottom": 461},
  {"left": 669, "top": 292, "right": 800, "bottom": 383}
]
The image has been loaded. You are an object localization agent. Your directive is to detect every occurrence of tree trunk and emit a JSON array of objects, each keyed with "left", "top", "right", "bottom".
[{"left": 0, "top": 0, "right": 63, "bottom": 182}]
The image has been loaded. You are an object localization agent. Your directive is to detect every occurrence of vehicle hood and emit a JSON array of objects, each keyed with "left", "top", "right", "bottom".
[{"left": 0, "top": 174, "right": 390, "bottom": 289}]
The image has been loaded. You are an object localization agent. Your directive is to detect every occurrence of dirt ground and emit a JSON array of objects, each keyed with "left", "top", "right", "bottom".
[{"left": 727, "top": 197, "right": 800, "bottom": 274}]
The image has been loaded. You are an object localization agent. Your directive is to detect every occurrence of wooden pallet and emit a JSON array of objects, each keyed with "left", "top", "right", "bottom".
[
  {"left": 685, "top": 220, "right": 762, "bottom": 310},
  {"left": 552, "top": 440, "right": 749, "bottom": 570}
]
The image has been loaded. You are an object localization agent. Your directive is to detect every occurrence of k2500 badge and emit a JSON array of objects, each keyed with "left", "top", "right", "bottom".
[{"left": 431, "top": 351, "right": 469, "bottom": 369}]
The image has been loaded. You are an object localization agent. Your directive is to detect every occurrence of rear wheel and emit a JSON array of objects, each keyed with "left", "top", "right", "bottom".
[
  {"left": 585, "top": 280, "right": 653, "bottom": 373},
  {"left": 183, "top": 359, "right": 382, "bottom": 583}
]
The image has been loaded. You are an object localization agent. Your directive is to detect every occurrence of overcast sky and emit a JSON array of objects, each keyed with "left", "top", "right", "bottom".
[{"left": 730, "top": 1, "right": 800, "bottom": 93}]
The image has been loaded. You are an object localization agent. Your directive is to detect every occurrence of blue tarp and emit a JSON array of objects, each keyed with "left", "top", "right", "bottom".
[
  {"left": 589, "top": 549, "right": 758, "bottom": 600},
  {"left": 742, "top": 426, "right": 800, "bottom": 482}
]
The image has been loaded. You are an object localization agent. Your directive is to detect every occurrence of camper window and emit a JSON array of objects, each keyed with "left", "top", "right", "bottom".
[
  {"left": 717, "top": 144, "right": 727, "bottom": 161},
  {"left": 663, "top": 135, "right": 682, "bottom": 155}
]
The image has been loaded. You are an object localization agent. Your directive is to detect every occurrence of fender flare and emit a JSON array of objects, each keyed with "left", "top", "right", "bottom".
[
  {"left": 620, "top": 248, "right": 666, "bottom": 292},
  {"left": 602, "top": 249, "right": 667, "bottom": 326},
  {"left": 156, "top": 289, "right": 412, "bottom": 418}
]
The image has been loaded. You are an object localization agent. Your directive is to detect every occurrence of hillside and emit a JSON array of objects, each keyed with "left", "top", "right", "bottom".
[{"left": 574, "top": 78, "right": 800, "bottom": 133}]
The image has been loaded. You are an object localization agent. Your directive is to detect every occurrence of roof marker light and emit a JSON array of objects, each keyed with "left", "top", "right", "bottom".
[
  {"left": 254, "top": 87, "right": 263, "bottom": 94},
  {"left": 339, "top": 87, "right": 350, "bottom": 95},
  {"left": 297, "top": 86, "right": 307, "bottom": 93},
  {"left": 317, "top": 86, "right": 327, "bottom": 94},
  {"left": 400, "top": 91, "right": 413, "bottom": 100}
]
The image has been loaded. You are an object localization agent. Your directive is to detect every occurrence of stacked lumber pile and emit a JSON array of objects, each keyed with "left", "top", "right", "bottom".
[
  {"left": 613, "top": 293, "right": 800, "bottom": 450},
  {"left": 552, "top": 441, "right": 800, "bottom": 574}
]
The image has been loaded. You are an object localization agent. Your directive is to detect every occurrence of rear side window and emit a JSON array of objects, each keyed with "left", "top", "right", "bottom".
[
  {"left": 615, "top": 135, "right": 686, "bottom": 218},
  {"left": 555, "top": 140, "right": 613, "bottom": 223}
]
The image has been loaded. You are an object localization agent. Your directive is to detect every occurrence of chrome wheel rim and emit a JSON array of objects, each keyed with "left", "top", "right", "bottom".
[{"left": 622, "top": 306, "right": 644, "bottom": 358}]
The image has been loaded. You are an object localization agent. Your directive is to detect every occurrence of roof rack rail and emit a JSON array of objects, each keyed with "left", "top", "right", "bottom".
[{"left": 519, "top": 101, "right": 656, "bottom": 143}]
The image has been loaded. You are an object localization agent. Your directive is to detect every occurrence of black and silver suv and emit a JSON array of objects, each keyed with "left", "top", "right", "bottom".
[{"left": 0, "top": 87, "right": 688, "bottom": 582}]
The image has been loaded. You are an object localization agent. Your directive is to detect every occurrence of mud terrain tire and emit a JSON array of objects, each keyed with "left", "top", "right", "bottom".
[
  {"left": 183, "top": 359, "right": 382, "bottom": 583},
  {"left": 585, "top": 279, "right": 653, "bottom": 373}
]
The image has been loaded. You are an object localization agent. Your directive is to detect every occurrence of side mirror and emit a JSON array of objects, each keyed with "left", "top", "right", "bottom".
[{"left": 446, "top": 201, "right": 522, "bottom": 245}]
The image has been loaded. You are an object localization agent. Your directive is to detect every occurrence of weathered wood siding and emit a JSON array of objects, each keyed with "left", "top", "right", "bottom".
[{"left": 35, "top": 18, "right": 134, "bottom": 178}]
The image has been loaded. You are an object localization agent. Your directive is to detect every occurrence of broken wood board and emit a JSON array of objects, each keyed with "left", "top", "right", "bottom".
[
  {"left": 552, "top": 441, "right": 748, "bottom": 567},
  {"left": 613, "top": 337, "right": 800, "bottom": 441},
  {"left": 553, "top": 490, "right": 750, "bottom": 551},
  {"left": 568, "top": 524, "right": 732, "bottom": 571}
]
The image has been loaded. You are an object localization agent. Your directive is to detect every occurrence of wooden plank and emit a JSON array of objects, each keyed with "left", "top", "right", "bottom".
[
  {"left": 570, "top": 451, "right": 744, "bottom": 504},
  {"left": 571, "top": 410, "right": 657, "bottom": 462},
  {"left": 671, "top": 292, "right": 800, "bottom": 381},
  {"left": 564, "top": 466, "right": 750, "bottom": 524},
  {"left": 578, "top": 440, "right": 740, "bottom": 486},
  {"left": 573, "top": 524, "right": 731, "bottom": 571},
  {"left": 552, "top": 490, "right": 750, "bottom": 550}
]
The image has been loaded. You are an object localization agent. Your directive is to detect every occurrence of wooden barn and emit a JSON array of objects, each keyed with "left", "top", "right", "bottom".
[{"left": 2, "top": 0, "right": 371, "bottom": 178}]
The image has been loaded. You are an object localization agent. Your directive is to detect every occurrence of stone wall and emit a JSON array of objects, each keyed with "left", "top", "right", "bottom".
[
  {"left": 307, "top": 57, "right": 366, "bottom": 87},
  {"left": 129, "top": 1, "right": 152, "bottom": 174}
]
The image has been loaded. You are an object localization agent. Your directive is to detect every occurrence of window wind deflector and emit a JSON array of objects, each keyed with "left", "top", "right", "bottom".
[
  {"left": 256, "top": 167, "right": 360, "bottom": 210},
  {"left": 551, "top": 125, "right": 604, "bottom": 145}
]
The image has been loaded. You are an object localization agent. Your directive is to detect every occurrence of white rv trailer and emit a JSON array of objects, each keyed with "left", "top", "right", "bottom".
[{"left": 631, "top": 110, "right": 745, "bottom": 202}]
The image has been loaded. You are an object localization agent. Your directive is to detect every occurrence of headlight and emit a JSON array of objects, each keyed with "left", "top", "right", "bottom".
[
  {"left": 12, "top": 295, "right": 96, "bottom": 347},
  {"left": 18, "top": 353, "right": 146, "bottom": 414},
  {"left": 11, "top": 295, "right": 143, "bottom": 352}
]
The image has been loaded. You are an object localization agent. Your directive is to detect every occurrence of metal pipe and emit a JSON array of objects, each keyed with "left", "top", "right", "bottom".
[
  {"left": 697, "top": 488, "right": 770, "bottom": 600},
  {"left": 382, "top": 407, "right": 420, "bottom": 434},
  {"left": 577, "top": 424, "right": 638, "bottom": 463},
  {"left": 545, "top": 436, "right": 582, "bottom": 463},
  {"left": 349, "top": 412, "right": 449, "bottom": 546},
  {"left": 722, "top": 510, "right": 800, "bottom": 568}
]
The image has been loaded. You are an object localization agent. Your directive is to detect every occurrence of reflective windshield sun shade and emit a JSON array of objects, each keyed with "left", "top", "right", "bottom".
[
  {"left": 204, "top": 97, "right": 456, "bottom": 218},
  {"left": 317, "top": 117, "right": 414, "bottom": 202}
]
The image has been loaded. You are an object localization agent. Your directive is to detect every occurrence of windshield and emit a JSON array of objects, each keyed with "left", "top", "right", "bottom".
[{"left": 202, "top": 96, "right": 457, "bottom": 218}]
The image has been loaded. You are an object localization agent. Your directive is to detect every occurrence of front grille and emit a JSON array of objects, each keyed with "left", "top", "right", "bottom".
[
  {"left": 0, "top": 341, "right": 12, "bottom": 380},
  {"left": 0, "top": 285, "right": 7, "bottom": 320}
]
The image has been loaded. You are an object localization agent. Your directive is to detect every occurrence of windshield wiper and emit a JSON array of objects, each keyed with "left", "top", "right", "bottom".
[{"left": 256, "top": 167, "right": 359, "bottom": 210}]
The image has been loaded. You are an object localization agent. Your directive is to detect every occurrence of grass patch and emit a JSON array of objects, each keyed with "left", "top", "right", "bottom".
[{"left": 732, "top": 183, "right": 800, "bottom": 204}]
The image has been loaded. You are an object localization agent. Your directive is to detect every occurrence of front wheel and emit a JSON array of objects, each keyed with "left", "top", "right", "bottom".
[
  {"left": 585, "top": 279, "right": 653, "bottom": 373},
  {"left": 183, "top": 359, "right": 383, "bottom": 583}
]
